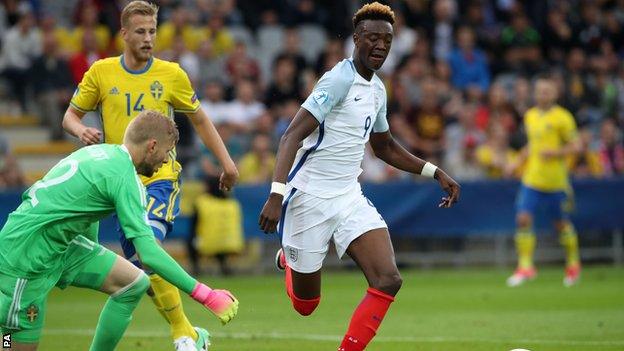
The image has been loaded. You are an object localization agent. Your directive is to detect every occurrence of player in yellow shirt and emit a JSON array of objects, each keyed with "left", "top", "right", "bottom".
[
  {"left": 505, "top": 74, "right": 582, "bottom": 287},
  {"left": 61, "top": 2, "right": 239, "bottom": 350}
]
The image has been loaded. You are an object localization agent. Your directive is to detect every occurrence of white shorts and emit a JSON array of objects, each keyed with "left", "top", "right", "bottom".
[{"left": 279, "top": 184, "right": 387, "bottom": 273}]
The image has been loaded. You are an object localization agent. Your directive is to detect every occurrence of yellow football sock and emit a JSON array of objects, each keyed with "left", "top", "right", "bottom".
[
  {"left": 559, "top": 222, "right": 580, "bottom": 268},
  {"left": 515, "top": 229, "right": 536, "bottom": 269},
  {"left": 149, "top": 274, "right": 198, "bottom": 341}
]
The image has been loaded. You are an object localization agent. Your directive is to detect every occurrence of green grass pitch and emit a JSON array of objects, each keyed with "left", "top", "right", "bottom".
[{"left": 38, "top": 266, "right": 623, "bottom": 351}]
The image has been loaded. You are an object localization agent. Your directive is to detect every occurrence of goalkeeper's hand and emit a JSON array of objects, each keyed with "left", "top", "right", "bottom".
[{"left": 190, "top": 283, "right": 239, "bottom": 325}]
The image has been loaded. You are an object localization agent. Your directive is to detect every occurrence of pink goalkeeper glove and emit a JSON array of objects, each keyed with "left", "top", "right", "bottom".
[{"left": 191, "top": 283, "right": 239, "bottom": 325}]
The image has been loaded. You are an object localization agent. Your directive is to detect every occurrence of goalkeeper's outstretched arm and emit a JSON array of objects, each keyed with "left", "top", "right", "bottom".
[{"left": 132, "top": 236, "right": 239, "bottom": 325}]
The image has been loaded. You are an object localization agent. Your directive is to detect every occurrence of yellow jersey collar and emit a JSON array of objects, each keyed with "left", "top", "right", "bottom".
[{"left": 120, "top": 55, "right": 153, "bottom": 75}]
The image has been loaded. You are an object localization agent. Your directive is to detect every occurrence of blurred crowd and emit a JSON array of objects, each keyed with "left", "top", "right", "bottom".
[{"left": 1, "top": 0, "right": 624, "bottom": 187}]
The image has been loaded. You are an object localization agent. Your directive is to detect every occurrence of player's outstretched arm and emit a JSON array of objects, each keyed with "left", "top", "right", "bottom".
[
  {"left": 62, "top": 106, "right": 102, "bottom": 145},
  {"left": 259, "top": 108, "right": 320, "bottom": 233},
  {"left": 186, "top": 109, "right": 239, "bottom": 191},
  {"left": 132, "top": 236, "right": 239, "bottom": 325},
  {"left": 370, "top": 131, "right": 460, "bottom": 208}
]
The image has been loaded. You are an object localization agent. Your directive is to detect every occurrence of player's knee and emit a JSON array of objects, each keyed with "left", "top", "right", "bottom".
[
  {"left": 291, "top": 294, "right": 321, "bottom": 316},
  {"left": 516, "top": 213, "right": 532, "bottom": 228},
  {"left": 113, "top": 273, "right": 150, "bottom": 302},
  {"left": 371, "top": 272, "right": 402, "bottom": 296}
]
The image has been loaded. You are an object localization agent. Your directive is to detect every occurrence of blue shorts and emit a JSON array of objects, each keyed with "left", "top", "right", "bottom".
[
  {"left": 114, "top": 179, "right": 181, "bottom": 268},
  {"left": 516, "top": 184, "right": 569, "bottom": 221}
]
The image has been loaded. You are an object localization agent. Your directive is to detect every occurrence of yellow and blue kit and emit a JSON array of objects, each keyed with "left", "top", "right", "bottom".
[
  {"left": 517, "top": 105, "right": 578, "bottom": 220},
  {"left": 70, "top": 55, "right": 200, "bottom": 264}
]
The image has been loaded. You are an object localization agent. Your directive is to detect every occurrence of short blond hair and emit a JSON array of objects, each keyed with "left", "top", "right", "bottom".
[
  {"left": 121, "top": 1, "right": 158, "bottom": 28},
  {"left": 352, "top": 2, "right": 396, "bottom": 29},
  {"left": 124, "top": 110, "right": 179, "bottom": 146}
]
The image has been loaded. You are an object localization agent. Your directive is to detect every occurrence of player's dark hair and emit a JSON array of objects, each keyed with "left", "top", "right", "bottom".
[{"left": 352, "top": 2, "right": 396, "bottom": 29}]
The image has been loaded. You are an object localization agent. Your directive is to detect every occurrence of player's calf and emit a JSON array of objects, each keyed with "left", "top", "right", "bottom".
[
  {"left": 285, "top": 265, "right": 321, "bottom": 316},
  {"left": 279, "top": 252, "right": 322, "bottom": 316},
  {"left": 290, "top": 293, "right": 320, "bottom": 316}
]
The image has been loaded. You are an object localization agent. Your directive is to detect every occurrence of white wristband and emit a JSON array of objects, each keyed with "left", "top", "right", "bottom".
[
  {"left": 421, "top": 162, "right": 437, "bottom": 178},
  {"left": 270, "top": 182, "right": 286, "bottom": 196}
]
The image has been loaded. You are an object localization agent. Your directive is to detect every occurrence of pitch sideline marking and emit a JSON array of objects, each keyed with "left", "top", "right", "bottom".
[{"left": 43, "top": 328, "right": 624, "bottom": 347}]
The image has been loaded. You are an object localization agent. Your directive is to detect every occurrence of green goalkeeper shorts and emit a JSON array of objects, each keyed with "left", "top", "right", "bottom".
[{"left": 0, "top": 235, "right": 117, "bottom": 343}]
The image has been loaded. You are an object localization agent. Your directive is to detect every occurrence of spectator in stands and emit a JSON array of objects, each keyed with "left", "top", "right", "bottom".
[
  {"left": 403, "top": 76, "right": 446, "bottom": 163},
  {"left": 500, "top": 11, "right": 541, "bottom": 74},
  {"left": 253, "top": 110, "right": 279, "bottom": 149},
  {"left": 427, "top": 0, "right": 457, "bottom": 60},
  {"left": 387, "top": 13, "right": 416, "bottom": 69},
  {"left": 198, "top": 123, "right": 246, "bottom": 179},
  {"left": 569, "top": 129, "right": 604, "bottom": 178},
  {"left": 476, "top": 122, "right": 517, "bottom": 179},
  {"left": 189, "top": 176, "right": 244, "bottom": 276},
  {"left": 561, "top": 48, "right": 595, "bottom": 118},
  {"left": 463, "top": 0, "right": 499, "bottom": 54},
  {"left": 597, "top": 119, "right": 624, "bottom": 176},
  {"left": 285, "top": 0, "right": 324, "bottom": 26},
  {"left": 512, "top": 76, "right": 532, "bottom": 117},
  {"left": 475, "top": 83, "right": 518, "bottom": 133},
  {"left": 445, "top": 134, "right": 485, "bottom": 181},
  {"left": 274, "top": 99, "right": 299, "bottom": 138},
  {"left": 160, "top": 34, "right": 200, "bottom": 86},
  {"left": 543, "top": 7, "right": 574, "bottom": 64},
  {"left": 30, "top": 32, "right": 74, "bottom": 140},
  {"left": 196, "top": 0, "right": 243, "bottom": 26},
  {"left": 197, "top": 39, "right": 229, "bottom": 87},
  {"left": 237, "top": 133, "right": 275, "bottom": 184},
  {"left": 226, "top": 80, "right": 265, "bottom": 131},
  {"left": 615, "top": 63, "right": 624, "bottom": 123},
  {"left": 71, "top": 0, "right": 121, "bottom": 36},
  {"left": 275, "top": 28, "right": 307, "bottom": 75},
  {"left": 596, "top": 67, "right": 618, "bottom": 119},
  {"left": 604, "top": 12, "right": 624, "bottom": 54},
  {"left": 397, "top": 55, "right": 429, "bottom": 106},
  {"left": 225, "top": 41, "right": 260, "bottom": 86},
  {"left": 361, "top": 144, "right": 403, "bottom": 182},
  {"left": 200, "top": 81, "right": 230, "bottom": 125},
  {"left": 68, "top": 2, "right": 111, "bottom": 55},
  {"left": 575, "top": 2, "right": 604, "bottom": 56},
  {"left": 201, "top": 13, "right": 234, "bottom": 57},
  {"left": 39, "top": 15, "right": 73, "bottom": 59},
  {"left": 444, "top": 103, "right": 485, "bottom": 169},
  {"left": 265, "top": 55, "right": 300, "bottom": 109},
  {"left": 0, "top": 6, "right": 41, "bottom": 113},
  {"left": 448, "top": 25, "right": 490, "bottom": 99},
  {"left": 68, "top": 29, "right": 106, "bottom": 85},
  {"left": 155, "top": 4, "right": 199, "bottom": 53},
  {"left": 0, "top": 132, "right": 25, "bottom": 189},
  {"left": 315, "top": 38, "right": 344, "bottom": 75}
]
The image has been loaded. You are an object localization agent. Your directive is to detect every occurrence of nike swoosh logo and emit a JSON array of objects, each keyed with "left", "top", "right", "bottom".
[{"left": 354, "top": 97, "right": 362, "bottom": 101}]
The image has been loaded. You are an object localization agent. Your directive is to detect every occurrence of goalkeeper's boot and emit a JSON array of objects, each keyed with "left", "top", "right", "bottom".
[
  {"left": 563, "top": 264, "right": 581, "bottom": 287},
  {"left": 173, "top": 328, "right": 210, "bottom": 351},
  {"left": 275, "top": 248, "right": 286, "bottom": 272},
  {"left": 174, "top": 335, "right": 199, "bottom": 351},
  {"left": 506, "top": 267, "right": 537, "bottom": 287}
]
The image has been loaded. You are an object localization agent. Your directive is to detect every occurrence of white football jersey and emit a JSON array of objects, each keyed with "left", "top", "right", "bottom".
[{"left": 288, "top": 58, "right": 389, "bottom": 198}]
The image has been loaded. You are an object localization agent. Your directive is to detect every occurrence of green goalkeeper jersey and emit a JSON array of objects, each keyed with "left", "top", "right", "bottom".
[{"left": 0, "top": 144, "right": 153, "bottom": 277}]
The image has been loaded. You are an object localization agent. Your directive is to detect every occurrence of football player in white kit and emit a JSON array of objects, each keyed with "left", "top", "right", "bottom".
[{"left": 259, "top": 3, "right": 460, "bottom": 350}]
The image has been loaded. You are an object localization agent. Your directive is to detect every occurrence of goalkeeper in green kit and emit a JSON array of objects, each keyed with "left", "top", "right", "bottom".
[{"left": 0, "top": 110, "right": 238, "bottom": 351}]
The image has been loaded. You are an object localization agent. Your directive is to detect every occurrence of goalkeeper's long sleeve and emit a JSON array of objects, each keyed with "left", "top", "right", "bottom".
[{"left": 132, "top": 235, "right": 197, "bottom": 294}]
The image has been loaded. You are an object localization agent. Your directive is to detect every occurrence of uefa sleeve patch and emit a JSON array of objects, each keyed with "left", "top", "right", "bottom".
[
  {"left": 312, "top": 90, "right": 329, "bottom": 105},
  {"left": 191, "top": 93, "right": 198, "bottom": 104}
]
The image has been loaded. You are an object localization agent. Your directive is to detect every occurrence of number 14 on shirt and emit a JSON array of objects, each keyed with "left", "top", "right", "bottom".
[{"left": 126, "top": 93, "right": 145, "bottom": 116}]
